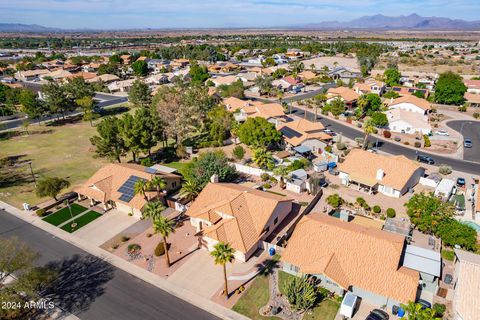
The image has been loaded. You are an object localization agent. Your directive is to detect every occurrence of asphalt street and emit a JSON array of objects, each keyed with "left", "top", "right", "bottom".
[
  {"left": 446, "top": 120, "right": 480, "bottom": 163},
  {"left": 0, "top": 210, "right": 218, "bottom": 320},
  {"left": 290, "top": 106, "right": 480, "bottom": 175}
]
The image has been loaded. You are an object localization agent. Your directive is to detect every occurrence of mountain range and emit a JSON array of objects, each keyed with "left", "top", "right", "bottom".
[
  {"left": 1, "top": 14, "right": 480, "bottom": 32},
  {"left": 299, "top": 13, "right": 480, "bottom": 30}
]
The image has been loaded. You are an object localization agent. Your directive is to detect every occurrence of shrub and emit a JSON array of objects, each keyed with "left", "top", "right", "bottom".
[
  {"left": 263, "top": 183, "right": 272, "bottom": 189},
  {"left": 127, "top": 244, "right": 141, "bottom": 253},
  {"left": 146, "top": 233, "right": 152, "bottom": 238},
  {"left": 324, "top": 145, "right": 333, "bottom": 153},
  {"left": 394, "top": 136, "right": 401, "bottom": 142},
  {"left": 154, "top": 241, "right": 166, "bottom": 256},
  {"left": 269, "top": 176, "right": 277, "bottom": 183},
  {"left": 433, "top": 303, "right": 446, "bottom": 317},
  {"left": 232, "top": 145, "right": 245, "bottom": 160},
  {"left": 383, "top": 130, "right": 391, "bottom": 138},
  {"left": 140, "top": 158, "right": 154, "bottom": 167},
  {"left": 441, "top": 249, "right": 455, "bottom": 261},
  {"left": 36, "top": 209, "right": 47, "bottom": 217},
  {"left": 128, "top": 212, "right": 133, "bottom": 216},
  {"left": 458, "top": 105, "right": 467, "bottom": 112},
  {"left": 404, "top": 141, "right": 410, "bottom": 145},
  {"left": 373, "top": 205, "right": 381, "bottom": 214},
  {"left": 326, "top": 194, "right": 344, "bottom": 208},
  {"left": 414, "top": 141, "right": 421, "bottom": 148},
  {"left": 336, "top": 142, "right": 347, "bottom": 150},
  {"left": 473, "top": 112, "right": 480, "bottom": 119},
  {"left": 111, "top": 244, "right": 119, "bottom": 250},
  {"left": 439, "top": 165, "right": 452, "bottom": 175},
  {"left": 120, "top": 236, "right": 130, "bottom": 242},
  {"left": 286, "top": 276, "right": 317, "bottom": 312},
  {"left": 423, "top": 134, "right": 431, "bottom": 147},
  {"left": 386, "top": 208, "right": 396, "bottom": 218},
  {"left": 261, "top": 173, "right": 270, "bottom": 181}
]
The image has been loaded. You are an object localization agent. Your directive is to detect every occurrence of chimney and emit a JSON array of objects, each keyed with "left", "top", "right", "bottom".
[
  {"left": 376, "top": 169, "right": 384, "bottom": 181},
  {"left": 210, "top": 174, "right": 219, "bottom": 183}
]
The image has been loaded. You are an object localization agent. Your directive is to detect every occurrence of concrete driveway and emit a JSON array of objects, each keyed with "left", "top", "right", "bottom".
[
  {"left": 74, "top": 209, "right": 139, "bottom": 246},
  {"left": 167, "top": 250, "right": 224, "bottom": 298}
]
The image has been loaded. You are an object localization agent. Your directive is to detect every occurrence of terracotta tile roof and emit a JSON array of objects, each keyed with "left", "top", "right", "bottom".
[
  {"left": 250, "top": 103, "right": 285, "bottom": 119},
  {"left": 353, "top": 80, "right": 385, "bottom": 93},
  {"left": 18, "top": 69, "right": 50, "bottom": 77},
  {"left": 453, "top": 249, "right": 480, "bottom": 320},
  {"left": 65, "top": 72, "right": 97, "bottom": 80},
  {"left": 337, "top": 149, "right": 422, "bottom": 190},
  {"left": 223, "top": 97, "right": 262, "bottom": 112},
  {"left": 87, "top": 74, "right": 120, "bottom": 83},
  {"left": 327, "top": 87, "right": 359, "bottom": 102},
  {"left": 283, "top": 76, "right": 301, "bottom": 85},
  {"left": 278, "top": 119, "right": 331, "bottom": 146},
  {"left": 211, "top": 75, "right": 238, "bottom": 86},
  {"left": 298, "top": 70, "right": 317, "bottom": 80},
  {"left": 282, "top": 215, "right": 419, "bottom": 304},
  {"left": 75, "top": 163, "right": 180, "bottom": 210},
  {"left": 388, "top": 95, "right": 431, "bottom": 111},
  {"left": 186, "top": 183, "right": 292, "bottom": 254},
  {"left": 464, "top": 79, "right": 480, "bottom": 89},
  {"left": 465, "top": 92, "right": 480, "bottom": 104}
]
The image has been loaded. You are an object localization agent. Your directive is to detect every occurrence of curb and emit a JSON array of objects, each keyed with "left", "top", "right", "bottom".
[{"left": 0, "top": 201, "right": 249, "bottom": 320}]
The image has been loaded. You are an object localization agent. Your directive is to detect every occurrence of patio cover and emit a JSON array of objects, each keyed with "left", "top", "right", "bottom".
[
  {"left": 294, "top": 145, "right": 311, "bottom": 154},
  {"left": 403, "top": 245, "right": 441, "bottom": 277},
  {"left": 348, "top": 172, "right": 378, "bottom": 187}
]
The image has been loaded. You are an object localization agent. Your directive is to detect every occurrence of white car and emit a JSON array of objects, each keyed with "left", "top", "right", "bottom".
[{"left": 435, "top": 130, "right": 449, "bottom": 136}]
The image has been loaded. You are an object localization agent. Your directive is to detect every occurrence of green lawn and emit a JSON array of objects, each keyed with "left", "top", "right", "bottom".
[
  {"left": 42, "top": 203, "right": 88, "bottom": 226},
  {"left": 61, "top": 211, "right": 102, "bottom": 233},
  {"left": 303, "top": 300, "right": 340, "bottom": 320},
  {"left": 160, "top": 161, "right": 189, "bottom": 173},
  {"left": 232, "top": 275, "right": 281, "bottom": 320}
]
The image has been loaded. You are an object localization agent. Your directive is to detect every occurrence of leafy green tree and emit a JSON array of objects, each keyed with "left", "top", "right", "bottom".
[
  {"left": 383, "top": 91, "right": 400, "bottom": 99},
  {"left": 211, "top": 242, "right": 235, "bottom": 298},
  {"left": 181, "top": 151, "right": 237, "bottom": 189},
  {"left": 289, "top": 61, "right": 304, "bottom": 74},
  {"left": 189, "top": 62, "right": 210, "bottom": 84},
  {"left": 0, "top": 83, "right": 10, "bottom": 103},
  {"left": 128, "top": 79, "right": 151, "bottom": 108},
  {"left": 436, "top": 219, "right": 476, "bottom": 251},
  {"left": 217, "top": 80, "right": 245, "bottom": 98},
  {"left": 434, "top": 71, "right": 467, "bottom": 105},
  {"left": 131, "top": 60, "right": 148, "bottom": 76},
  {"left": 254, "top": 75, "right": 273, "bottom": 96},
  {"left": 41, "top": 82, "right": 72, "bottom": 120},
  {"left": 76, "top": 96, "right": 97, "bottom": 126},
  {"left": 370, "top": 111, "right": 388, "bottom": 127},
  {"left": 207, "top": 105, "right": 233, "bottom": 144},
  {"left": 64, "top": 76, "right": 95, "bottom": 102},
  {"left": 272, "top": 68, "right": 288, "bottom": 79},
  {"left": 412, "top": 90, "right": 425, "bottom": 99},
  {"left": 405, "top": 193, "right": 454, "bottom": 234},
  {"left": 262, "top": 57, "right": 276, "bottom": 67},
  {"left": 19, "top": 89, "right": 45, "bottom": 121},
  {"left": 329, "top": 97, "right": 346, "bottom": 116},
  {"left": 98, "top": 63, "right": 117, "bottom": 75},
  {"left": 286, "top": 276, "right": 317, "bottom": 312},
  {"left": 35, "top": 177, "right": 70, "bottom": 201},
  {"left": 109, "top": 54, "right": 123, "bottom": 64},
  {"left": 357, "top": 93, "right": 382, "bottom": 116},
  {"left": 237, "top": 117, "right": 281, "bottom": 148},
  {"left": 153, "top": 216, "right": 176, "bottom": 267},
  {"left": 326, "top": 193, "right": 344, "bottom": 208},
  {"left": 90, "top": 116, "right": 127, "bottom": 163},
  {"left": 384, "top": 68, "right": 401, "bottom": 87},
  {"left": 252, "top": 148, "right": 275, "bottom": 170}
]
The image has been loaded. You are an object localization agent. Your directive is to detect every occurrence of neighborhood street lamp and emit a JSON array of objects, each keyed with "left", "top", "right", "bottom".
[{"left": 64, "top": 200, "right": 77, "bottom": 230}]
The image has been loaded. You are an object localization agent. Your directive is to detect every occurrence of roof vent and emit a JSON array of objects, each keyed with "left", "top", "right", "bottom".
[
  {"left": 376, "top": 169, "right": 384, "bottom": 181},
  {"left": 210, "top": 174, "right": 219, "bottom": 183}
]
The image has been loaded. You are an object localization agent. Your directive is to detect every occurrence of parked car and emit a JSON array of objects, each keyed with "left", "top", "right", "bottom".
[
  {"left": 435, "top": 130, "right": 449, "bottom": 136},
  {"left": 456, "top": 177, "right": 466, "bottom": 188},
  {"left": 464, "top": 138, "right": 473, "bottom": 148},
  {"left": 417, "top": 155, "right": 435, "bottom": 165},
  {"left": 418, "top": 299, "right": 432, "bottom": 310},
  {"left": 366, "top": 309, "right": 390, "bottom": 320},
  {"left": 323, "top": 129, "right": 336, "bottom": 136}
]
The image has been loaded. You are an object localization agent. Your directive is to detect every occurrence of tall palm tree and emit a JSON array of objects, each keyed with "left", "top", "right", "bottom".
[
  {"left": 153, "top": 216, "right": 176, "bottom": 267},
  {"left": 179, "top": 180, "right": 201, "bottom": 201},
  {"left": 273, "top": 165, "right": 289, "bottom": 189},
  {"left": 142, "top": 201, "right": 165, "bottom": 221},
  {"left": 313, "top": 94, "right": 326, "bottom": 123},
  {"left": 211, "top": 242, "right": 235, "bottom": 298},
  {"left": 362, "top": 120, "right": 375, "bottom": 150},
  {"left": 148, "top": 176, "right": 167, "bottom": 198},
  {"left": 134, "top": 179, "right": 148, "bottom": 201}
]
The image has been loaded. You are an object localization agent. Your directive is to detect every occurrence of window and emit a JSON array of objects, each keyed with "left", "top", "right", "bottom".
[
  {"left": 274, "top": 217, "right": 278, "bottom": 225},
  {"left": 172, "top": 181, "right": 177, "bottom": 188},
  {"left": 265, "top": 226, "right": 270, "bottom": 233}
]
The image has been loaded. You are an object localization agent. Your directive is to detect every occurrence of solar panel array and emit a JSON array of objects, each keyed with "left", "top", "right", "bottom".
[
  {"left": 117, "top": 175, "right": 146, "bottom": 203},
  {"left": 280, "top": 127, "right": 302, "bottom": 139}
]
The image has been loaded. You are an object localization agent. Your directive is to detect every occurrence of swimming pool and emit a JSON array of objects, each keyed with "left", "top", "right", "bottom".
[{"left": 461, "top": 220, "right": 480, "bottom": 232}]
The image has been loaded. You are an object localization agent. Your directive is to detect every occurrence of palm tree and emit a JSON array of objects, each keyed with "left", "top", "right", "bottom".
[
  {"left": 142, "top": 201, "right": 165, "bottom": 221},
  {"left": 148, "top": 176, "right": 167, "bottom": 198},
  {"left": 252, "top": 148, "right": 274, "bottom": 170},
  {"left": 313, "top": 94, "right": 326, "bottom": 122},
  {"left": 362, "top": 120, "right": 375, "bottom": 150},
  {"left": 211, "top": 242, "right": 235, "bottom": 298},
  {"left": 179, "top": 180, "right": 201, "bottom": 201},
  {"left": 134, "top": 179, "right": 148, "bottom": 201},
  {"left": 273, "top": 165, "right": 289, "bottom": 189},
  {"left": 153, "top": 216, "right": 176, "bottom": 267}
]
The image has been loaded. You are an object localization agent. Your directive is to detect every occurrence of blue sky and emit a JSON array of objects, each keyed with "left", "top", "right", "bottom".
[{"left": 1, "top": 0, "right": 479, "bottom": 29}]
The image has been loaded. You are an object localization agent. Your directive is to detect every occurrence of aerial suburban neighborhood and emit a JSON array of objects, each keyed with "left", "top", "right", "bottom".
[{"left": 1, "top": 2, "right": 480, "bottom": 320}]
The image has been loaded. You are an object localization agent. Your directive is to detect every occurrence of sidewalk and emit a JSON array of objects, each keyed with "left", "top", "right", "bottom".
[{"left": 0, "top": 200, "right": 249, "bottom": 320}]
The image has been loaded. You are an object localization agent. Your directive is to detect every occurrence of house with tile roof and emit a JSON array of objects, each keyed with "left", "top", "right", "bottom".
[
  {"left": 326, "top": 87, "right": 360, "bottom": 108},
  {"left": 453, "top": 249, "right": 480, "bottom": 320},
  {"left": 338, "top": 149, "right": 424, "bottom": 198},
  {"left": 278, "top": 119, "right": 332, "bottom": 155},
  {"left": 387, "top": 95, "right": 432, "bottom": 115},
  {"left": 186, "top": 182, "right": 293, "bottom": 262},
  {"left": 223, "top": 97, "right": 286, "bottom": 124},
  {"left": 464, "top": 92, "right": 480, "bottom": 108},
  {"left": 353, "top": 80, "right": 386, "bottom": 95},
  {"left": 464, "top": 79, "right": 480, "bottom": 94},
  {"left": 386, "top": 108, "right": 432, "bottom": 135},
  {"left": 76, "top": 163, "right": 182, "bottom": 217},
  {"left": 282, "top": 215, "right": 420, "bottom": 309}
]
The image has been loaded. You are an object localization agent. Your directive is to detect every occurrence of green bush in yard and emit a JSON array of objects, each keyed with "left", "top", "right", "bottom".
[
  {"left": 423, "top": 134, "right": 431, "bottom": 148},
  {"left": 433, "top": 303, "right": 446, "bottom": 317},
  {"left": 286, "top": 276, "right": 317, "bottom": 312},
  {"left": 154, "top": 241, "right": 167, "bottom": 256},
  {"left": 232, "top": 145, "right": 245, "bottom": 160},
  {"left": 373, "top": 205, "right": 381, "bottom": 214},
  {"left": 386, "top": 208, "right": 396, "bottom": 218},
  {"left": 36, "top": 209, "right": 47, "bottom": 217},
  {"left": 473, "top": 112, "right": 479, "bottom": 119}
]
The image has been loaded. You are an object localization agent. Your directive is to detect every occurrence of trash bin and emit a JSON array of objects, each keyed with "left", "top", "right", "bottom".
[
  {"left": 269, "top": 247, "right": 276, "bottom": 256},
  {"left": 397, "top": 307, "right": 405, "bottom": 317}
]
